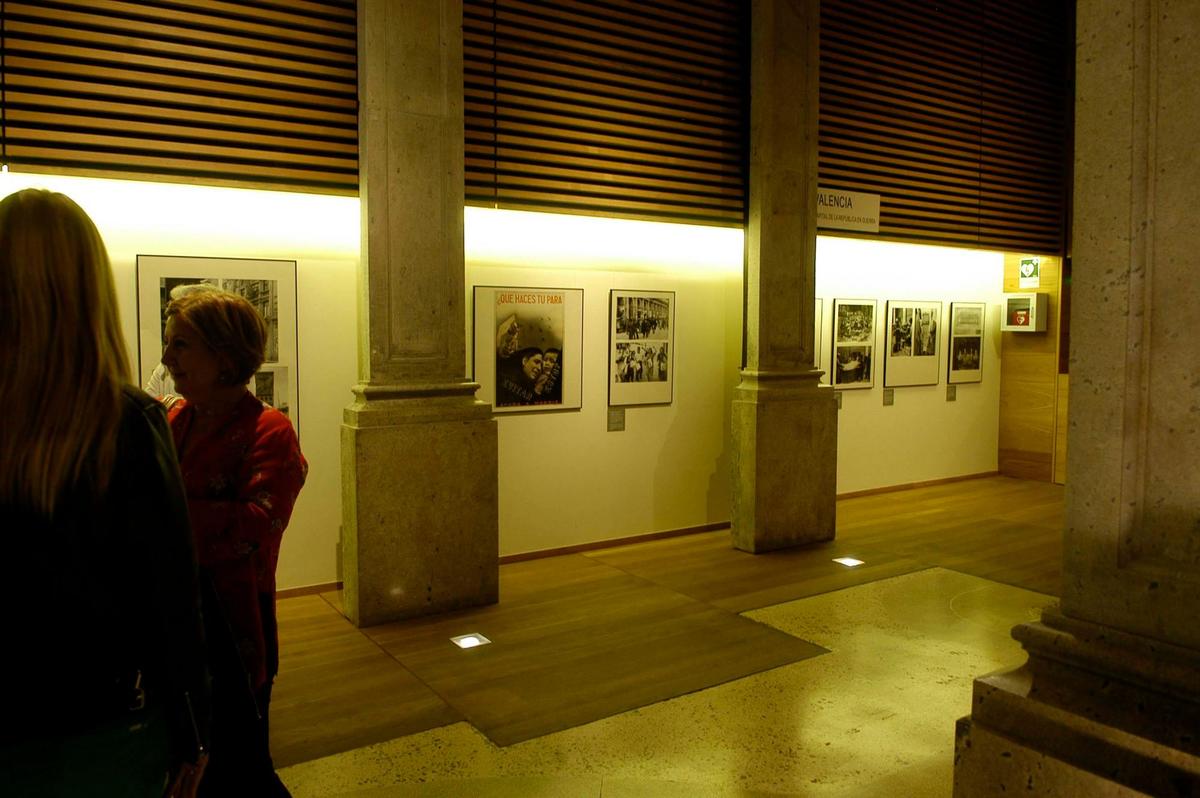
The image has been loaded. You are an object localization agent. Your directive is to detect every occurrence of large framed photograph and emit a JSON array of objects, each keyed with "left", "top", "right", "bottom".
[
  {"left": 947, "top": 301, "right": 985, "bottom": 384},
  {"left": 472, "top": 286, "right": 584, "bottom": 413},
  {"left": 136, "top": 255, "right": 299, "bottom": 432},
  {"left": 609, "top": 289, "right": 674, "bottom": 406},
  {"left": 831, "top": 298, "right": 876, "bottom": 390},
  {"left": 884, "top": 300, "right": 941, "bottom": 388}
]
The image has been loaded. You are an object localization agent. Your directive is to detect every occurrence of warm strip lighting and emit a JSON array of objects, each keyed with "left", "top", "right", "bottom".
[
  {"left": 465, "top": 206, "right": 743, "bottom": 275},
  {"left": 450, "top": 633, "right": 492, "bottom": 649},
  {"left": 0, "top": 170, "right": 359, "bottom": 259},
  {"left": 833, "top": 557, "right": 865, "bottom": 567}
]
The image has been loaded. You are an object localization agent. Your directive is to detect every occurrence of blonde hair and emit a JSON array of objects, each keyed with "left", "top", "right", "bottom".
[
  {"left": 166, "top": 289, "right": 266, "bottom": 385},
  {"left": 0, "top": 189, "right": 131, "bottom": 514}
]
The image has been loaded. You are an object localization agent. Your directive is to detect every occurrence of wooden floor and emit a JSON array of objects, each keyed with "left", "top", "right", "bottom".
[{"left": 270, "top": 475, "right": 1063, "bottom": 767}]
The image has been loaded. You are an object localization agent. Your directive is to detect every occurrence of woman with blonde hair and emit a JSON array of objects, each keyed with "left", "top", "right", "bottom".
[
  {"left": 162, "top": 287, "right": 306, "bottom": 796},
  {"left": 0, "top": 188, "right": 209, "bottom": 797}
]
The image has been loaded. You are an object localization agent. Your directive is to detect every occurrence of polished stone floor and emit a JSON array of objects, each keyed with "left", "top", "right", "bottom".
[{"left": 280, "top": 568, "right": 1053, "bottom": 797}]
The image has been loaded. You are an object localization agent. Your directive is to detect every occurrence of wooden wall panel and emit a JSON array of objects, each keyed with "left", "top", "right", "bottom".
[
  {"left": 0, "top": 0, "right": 358, "bottom": 194},
  {"left": 998, "top": 254, "right": 1063, "bottom": 482}
]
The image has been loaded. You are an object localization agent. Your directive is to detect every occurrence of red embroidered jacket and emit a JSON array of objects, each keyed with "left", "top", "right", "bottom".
[{"left": 169, "top": 391, "right": 307, "bottom": 688}]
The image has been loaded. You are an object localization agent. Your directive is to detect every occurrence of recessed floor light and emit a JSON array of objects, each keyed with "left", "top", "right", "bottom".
[
  {"left": 451, "top": 633, "right": 492, "bottom": 649},
  {"left": 833, "top": 557, "right": 865, "bottom": 567}
]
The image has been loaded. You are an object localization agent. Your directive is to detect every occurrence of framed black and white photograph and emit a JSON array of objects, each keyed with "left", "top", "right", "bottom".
[
  {"left": 884, "top": 300, "right": 941, "bottom": 387},
  {"left": 609, "top": 289, "right": 674, "bottom": 406},
  {"left": 831, "top": 298, "right": 876, "bottom": 389},
  {"left": 947, "top": 301, "right": 985, "bottom": 384},
  {"left": 136, "top": 255, "right": 299, "bottom": 431},
  {"left": 472, "top": 286, "right": 584, "bottom": 413}
]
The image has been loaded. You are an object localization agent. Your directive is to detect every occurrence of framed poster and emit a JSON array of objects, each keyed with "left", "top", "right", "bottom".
[
  {"left": 947, "top": 301, "right": 985, "bottom": 384},
  {"left": 472, "top": 286, "right": 584, "bottom": 413},
  {"left": 136, "top": 255, "right": 299, "bottom": 433},
  {"left": 609, "top": 289, "right": 674, "bottom": 406},
  {"left": 884, "top": 300, "right": 941, "bottom": 387},
  {"left": 831, "top": 298, "right": 876, "bottom": 390}
]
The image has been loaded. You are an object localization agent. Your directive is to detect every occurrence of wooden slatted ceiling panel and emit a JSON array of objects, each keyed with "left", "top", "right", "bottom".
[
  {"left": 464, "top": 0, "right": 748, "bottom": 227},
  {"left": 0, "top": 0, "right": 358, "bottom": 194},
  {"left": 820, "top": 0, "right": 1070, "bottom": 254}
]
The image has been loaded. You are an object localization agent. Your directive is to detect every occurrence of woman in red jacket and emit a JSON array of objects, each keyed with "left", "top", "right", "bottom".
[{"left": 161, "top": 287, "right": 306, "bottom": 797}]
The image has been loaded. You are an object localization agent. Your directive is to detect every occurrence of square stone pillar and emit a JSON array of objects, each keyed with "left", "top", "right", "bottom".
[
  {"left": 954, "top": 1, "right": 1200, "bottom": 791},
  {"left": 341, "top": 0, "right": 498, "bottom": 626},
  {"left": 732, "top": 0, "right": 837, "bottom": 553}
]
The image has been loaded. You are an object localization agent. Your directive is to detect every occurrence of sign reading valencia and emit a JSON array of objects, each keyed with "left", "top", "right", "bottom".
[{"left": 816, "top": 188, "right": 880, "bottom": 233}]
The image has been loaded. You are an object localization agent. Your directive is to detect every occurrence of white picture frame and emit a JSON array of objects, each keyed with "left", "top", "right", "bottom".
[
  {"left": 609, "top": 289, "right": 675, "bottom": 406},
  {"left": 831, "top": 298, "right": 876, "bottom": 390},
  {"left": 884, "top": 300, "right": 942, "bottom": 388},
  {"left": 136, "top": 255, "right": 299, "bottom": 434},
  {"left": 947, "top": 301, "right": 985, "bottom": 384},
  {"left": 472, "top": 286, "right": 584, "bottom": 413}
]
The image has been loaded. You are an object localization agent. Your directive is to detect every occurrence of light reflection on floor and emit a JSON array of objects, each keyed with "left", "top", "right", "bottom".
[{"left": 281, "top": 568, "right": 1053, "bottom": 798}]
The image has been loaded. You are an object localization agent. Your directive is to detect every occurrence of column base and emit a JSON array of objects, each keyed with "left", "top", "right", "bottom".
[
  {"left": 341, "top": 382, "right": 498, "bottom": 627},
  {"left": 730, "top": 369, "right": 837, "bottom": 553},
  {"left": 953, "top": 608, "right": 1200, "bottom": 796}
]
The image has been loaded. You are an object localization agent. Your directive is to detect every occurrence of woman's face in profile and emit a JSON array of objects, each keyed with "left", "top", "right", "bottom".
[{"left": 162, "top": 317, "right": 223, "bottom": 401}]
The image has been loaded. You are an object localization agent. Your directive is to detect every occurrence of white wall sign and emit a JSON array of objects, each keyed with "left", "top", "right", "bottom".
[
  {"left": 1018, "top": 256, "right": 1041, "bottom": 288},
  {"left": 817, "top": 188, "right": 880, "bottom": 232}
]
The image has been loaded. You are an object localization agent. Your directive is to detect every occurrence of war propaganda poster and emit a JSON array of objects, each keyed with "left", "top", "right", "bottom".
[{"left": 472, "top": 286, "right": 584, "bottom": 413}]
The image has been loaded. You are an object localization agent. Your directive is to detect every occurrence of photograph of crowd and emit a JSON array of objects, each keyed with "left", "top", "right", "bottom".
[
  {"left": 836, "top": 302, "right": 874, "bottom": 342},
  {"left": 614, "top": 294, "right": 670, "bottom": 341},
  {"left": 831, "top": 299, "right": 876, "bottom": 389},
  {"left": 948, "top": 301, "right": 986, "bottom": 384},
  {"left": 614, "top": 342, "right": 669, "bottom": 383},
  {"left": 610, "top": 289, "right": 674, "bottom": 405},
  {"left": 952, "top": 338, "right": 981, "bottom": 370}
]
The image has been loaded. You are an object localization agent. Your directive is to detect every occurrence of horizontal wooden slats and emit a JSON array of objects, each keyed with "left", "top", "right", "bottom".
[
  {"left": 819, "top": 0, "right": 1071, "bottom": 254},
  {"left": 465, "top": 0, "right": 748, "bottom": 227},
  {"left": 0, "top": 0, "right": 358, "bottom": 194}
]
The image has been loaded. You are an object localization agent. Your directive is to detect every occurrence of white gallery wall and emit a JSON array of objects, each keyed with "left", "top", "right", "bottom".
[
  {"left": 815, "top": 236, "right": 1006, "bottom": 494},
  {"left": 0, "top": 172, "right": 359, "bottom": 591},
  {"left": 464, "top": 209, "right": 744, "bottom": 557},
  {"left": 2, "top": 172, "right": 1007, "bottom": 587}
]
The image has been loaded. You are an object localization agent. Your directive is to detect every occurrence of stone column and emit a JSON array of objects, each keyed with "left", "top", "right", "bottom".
[
  {"left": 731, "top": 0, "right": 837, "bottom": 554},
  {"left": 954, "top": 1, "right": 1200, "bottom": 792},
  {"left": 341, "top": 0, "right": 498, "bottom": 627}
]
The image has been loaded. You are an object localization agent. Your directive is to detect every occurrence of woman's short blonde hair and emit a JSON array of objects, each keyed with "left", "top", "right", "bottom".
[
  {"left": 0, "top": 188, "right": 131, "bottom": 514},
  {"left": 166, "top": 289, "right": 267, "bottom": 385}
]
